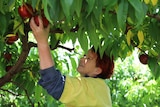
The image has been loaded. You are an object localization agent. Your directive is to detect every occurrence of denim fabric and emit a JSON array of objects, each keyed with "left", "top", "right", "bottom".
[{"left": 38, "top": 66, "right": 65, "bottom": 100}]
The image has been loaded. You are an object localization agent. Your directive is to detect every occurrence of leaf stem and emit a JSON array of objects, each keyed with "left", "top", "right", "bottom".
[{"left": 13, "top": 21, "right": 23, "bottom": 33}]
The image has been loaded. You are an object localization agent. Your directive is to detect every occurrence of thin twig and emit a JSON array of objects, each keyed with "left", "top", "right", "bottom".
[
  {"left": 24, "top": 89, "right": 34, "bottom": 107},
  {"left": 29, "top": 41, "right": 74, "bottom": 52},
  {"left": 13, "top": 21, "right": 23, "bottom": 32},
  {"left": 57, "top": 45, "right": 74, "bottom": 52},
  {"left": 0, "top": 88, "right": 20, "bottom": 96}
]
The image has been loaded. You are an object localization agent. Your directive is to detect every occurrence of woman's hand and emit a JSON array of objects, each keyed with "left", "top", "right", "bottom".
[
  {"left": 30, "top": 16, "right": 54, "bottom": 69},
  {"left": 30, "top": 16, "right": 50, "bottom": 46}
]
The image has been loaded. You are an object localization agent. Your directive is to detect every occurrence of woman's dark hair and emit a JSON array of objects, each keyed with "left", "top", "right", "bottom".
[{"left": 91, "top": 47, "right": 114, "bottom": 79}]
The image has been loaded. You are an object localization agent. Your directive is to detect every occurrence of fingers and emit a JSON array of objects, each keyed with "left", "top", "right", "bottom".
[
  {"left": 30, "top": 17, "right": 35, "bottom": 31},
  {"left": 29, "top": 16, "right": 50, "bottom": 40},
  {"left": 38, "top": 16, "right": 43, "bottom": 28},
  {"left": 30, "top": 16, "right": 44, "bottom": 30},
  {"left": 30, "top": 16, "right": 49, "bottom": 30}
]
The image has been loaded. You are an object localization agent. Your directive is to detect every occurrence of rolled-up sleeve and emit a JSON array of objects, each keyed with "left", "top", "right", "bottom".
[{"left": 38, "top": 66, "right": 65, "bottom": 100}]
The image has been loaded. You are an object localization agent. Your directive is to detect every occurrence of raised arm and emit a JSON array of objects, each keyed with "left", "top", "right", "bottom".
[
  {"left": 30, "top": 16, "right": 54, "bottom": 69},
  {"left": 30, "top": 16, "right": 65, "bottom": 100}
]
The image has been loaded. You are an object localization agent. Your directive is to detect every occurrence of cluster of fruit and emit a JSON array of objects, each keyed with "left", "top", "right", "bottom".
[
  {"left": 5, "top": 3, "right": 49, "bottom": 45},
  {"left": 18, "top": 3, "right": 49, "bottom": 27},
  {"left": 4, "top": 3, "right": 50, "bottom": 71}
]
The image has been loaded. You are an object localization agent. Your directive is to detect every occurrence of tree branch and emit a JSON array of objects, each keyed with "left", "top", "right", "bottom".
[
  {"left": 0, "top": 38, "right": 30, "bottom": 87},
  {"left": 50, "top": 24, "right": 79, "bottom": 34},
  {"left": 24, "top": 89, "right": 34, "bottom": 107},
  {"left": 29, "top": 41, "right": 74, "bottom": 52},
  {"left": 0, "top": 22, "right": 75, "bottom": 87},
  {"left": 56, "top": 45, "right": 74, "bottom": 52},
  {"left": 0, "top": 24, "right": 30, "bottom": 87},
  {"left": 0, "top": 88, "right": 20, "bottom": 96},
  {"left": 147, "top": 13, "right": 160, "bottom": 21},
  {"left": 50, "top": 28, "right": 64, "bottom": 34},
  {"left": 11, "top": 80, "right": 34, "bottom": 107}
]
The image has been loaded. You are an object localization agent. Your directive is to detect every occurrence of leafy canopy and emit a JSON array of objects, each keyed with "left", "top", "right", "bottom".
[{"left": 0, "top": 0, "right": 160, "bottom": 106}]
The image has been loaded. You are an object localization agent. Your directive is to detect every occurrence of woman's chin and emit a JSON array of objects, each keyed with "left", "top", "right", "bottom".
[{"left": 77, "top": 67, "right": 83, "bottom": 73}]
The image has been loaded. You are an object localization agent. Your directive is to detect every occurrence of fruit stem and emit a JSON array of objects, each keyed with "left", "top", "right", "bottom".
[
  {"left": 137, "top": 46, "right": 147, "bottom": 54},
  {"left": 24, "top": 3, "right": 34, "bottom": 16},
  {"left": 131, "top": 40, "right": 147, "bottom": 54}
]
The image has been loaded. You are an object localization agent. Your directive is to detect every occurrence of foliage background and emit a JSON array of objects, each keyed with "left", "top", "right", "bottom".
[
  {"left": 0, "top": 0, "right": 160, "bottom": 106},
  {"left": 0, "top": 41, "right": 160, "bottom": 106}
]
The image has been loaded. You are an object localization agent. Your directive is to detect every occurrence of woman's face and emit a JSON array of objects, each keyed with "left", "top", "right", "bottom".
[{"left": 77, "top": 49, "right": 101, "bottom": 77}]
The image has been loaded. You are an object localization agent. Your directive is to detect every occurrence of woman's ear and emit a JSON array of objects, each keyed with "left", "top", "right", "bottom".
[{"left": 94, "top": 67, "right": 102, "bottom": 75}]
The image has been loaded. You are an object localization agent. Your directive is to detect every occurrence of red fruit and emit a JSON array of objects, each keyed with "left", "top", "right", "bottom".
[
  {"left": 34, "top": 15, "right": 49, "bottom": 28},
  {"left": 6, "top": 40, "right": 15, "bottom": 45},
  {"left": 4, "top": 53, "right": 12, "bottom": 61},
  {"left": 5, "top": 34, "right": 19, "bottom": 45},
  {"left": 6, "top": 65, "right": 12, "bottom": 72},
  {"left": 42, "top": 16, "right": 49, "bottom": 27},
  {"left": 18, "top": 3, "right": 34, "bottom": 19},
  {"left": 139, "top": 54, "right": 148, "bottom": 64}
]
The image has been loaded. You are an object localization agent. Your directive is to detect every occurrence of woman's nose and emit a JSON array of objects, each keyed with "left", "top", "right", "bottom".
[
  {"left": 79, "top": 56, "right": 85, "bottom": 61},
  {"left": 80, "top": 57, "right": 87, "bottom": 63}
]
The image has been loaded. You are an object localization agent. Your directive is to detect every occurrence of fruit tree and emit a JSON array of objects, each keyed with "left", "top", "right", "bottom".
[{"left": 0, "top": 0, "right": 160, "bottom": 106}]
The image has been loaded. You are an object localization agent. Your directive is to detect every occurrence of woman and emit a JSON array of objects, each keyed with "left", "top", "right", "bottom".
[{"left": 30, "top": 16, "right": 114, "bottom": 107}]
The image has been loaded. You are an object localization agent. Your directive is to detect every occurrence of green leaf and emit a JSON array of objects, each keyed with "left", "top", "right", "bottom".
[
  {"left": 0, "top": 13, "right": 7, "bottom": 35},
  {"left": 103, "top": 13, "right": 117, "bottom": 34},
  {"left": 87, "top": 19, "right": 99, "bottom": 50},
  {"left": 64, "top": 58, "right": 70, "bottom": 71},
  {"left": 69, "top": 32, "right": 77, "bottom": 44},
  {"left": 117, "top": 0, "right": 128, "bottom": 32},
  {"left": 86, "top": 0, "right": 95, "bottom": 17},
  {"left": 0, "top": 58, "right": 5, "bottom": 75},
  {"left": 99, "top": 43, "right": 107, "bottom": 58},
  {"left": 78, "top": 30, "right": 89, "bottom": 53},
  {"left": 88, "top": 31, "right": 99, "bottom": 50},
  {"left": 72, "top": 0, "right": 82, "bottom": 17},
  {"left": 14, "top": 20, "right": 24, "bottom": 35},
  {"left": 93, "top": 1, "right": 103, "bottom": 20},
  {"left": 128, "top": 0, "right": 145, "bottom": 26},
  {"left": 0, "top": 0, "right": 4, "bottom": 14},
  {"left": 48, "top": 0, "right": 59, "bottom": 18},
  {"left": 35, "top": 85, "right": 42, "bottom": 103},
  {"left": 8, "top": 0, "right": 15, "bottom": 12},
  {"left": 70, "top": 57, "right": 77, "bottom": 70},
  {"left": 50, "top": 34, "right": 59, "bottom": 49},
  {"left": 0, "top": 39, "right": 4, "bottom": 51},
  {"left": 148, "top": 57, "right": 160, "bottom": 79},
  {"left": 104, "top": 0, "right": 118, "bottom": 6},
  {"left": 45, "top": 0, "right": 62, "bottom": 22},
  {"left": 60, "top": 0, "right": 73, "bottom": 21},
  {"left": 31, "top": 0, "right": 40, "bottom": 9},
  {"left": 42, "top": 0, "right": 53, "bottom": 24},
  {"left": 148, "top": 22, "right": 160, "bottom": 41},
  {"left": 104, "top": 0, "right": 118, "bottom": 12}
]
